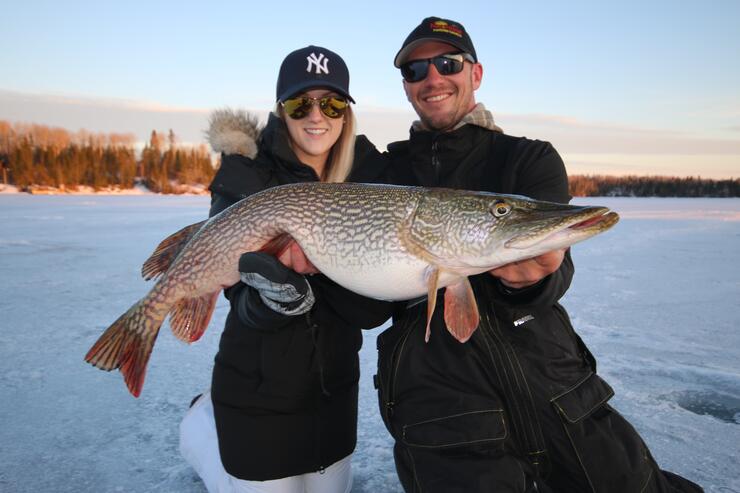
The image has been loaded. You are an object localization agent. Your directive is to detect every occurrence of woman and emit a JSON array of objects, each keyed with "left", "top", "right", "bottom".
[{"left": 179, "top": 46, "right": 391, "bottom": 493}]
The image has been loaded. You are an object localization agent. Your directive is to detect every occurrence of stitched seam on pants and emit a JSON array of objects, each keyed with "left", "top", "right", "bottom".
[
  {"left": 553, "top": 392, "right": 612, "bottom": 424},
  {"left": 406, "top": 408, "right": 505, "bottom": 427},
  {"left": 484, "top": 309, "right": 539, "bottom": 446},
  {"left": 402, "top": 409, "right": 507, "bottom": 448},
  {"left": 507, "top": 335, "right": 548, "bottom": 454},
  {"left": 550, "top": 372, "right": 593, "bottom": 401},
  {"left": 639, "top": 468, "right": 654, "bottom": 493},
  {"left": 407, "top": 447, "right": 422, "bottom": 493},
  {"left": 559, "top": 417, "right": 596, "bottom": 493},
  {"left": 481, "top": 308, "right": 545, "bottom": 458},
  {"left": 479, "top": 309, "right": 527, "bottom": 445}
]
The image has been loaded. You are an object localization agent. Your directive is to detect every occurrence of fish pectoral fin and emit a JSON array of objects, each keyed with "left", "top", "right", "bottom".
[
  {"left": 142, "top": 220, "right": 207, "bottom": 280},
  {"left": 169, "top": 290, "right": 220, "bottom": 343},
  {"left": 443, "top": 277, "right": 479, "bottom": 343},
  {"left": 424, "top": 267, "right": 441, "bottom": 343}
]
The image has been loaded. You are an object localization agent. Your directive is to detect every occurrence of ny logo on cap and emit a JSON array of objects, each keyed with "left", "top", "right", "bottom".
[{"left": 306, "top": 52, "right": 329, "bottom": 74}]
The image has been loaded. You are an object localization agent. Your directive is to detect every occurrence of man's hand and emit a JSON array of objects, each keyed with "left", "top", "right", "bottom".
[
  {"left": 277, "top": 240, "right": 320, "bottom": 275},
  {"left": 489, "top": 249, "right": 566, "bottom": 290}
]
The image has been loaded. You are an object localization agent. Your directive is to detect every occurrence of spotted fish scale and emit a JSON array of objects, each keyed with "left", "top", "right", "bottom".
[{"left": 85, "top": 182, "right": 619, "bottom": 397}]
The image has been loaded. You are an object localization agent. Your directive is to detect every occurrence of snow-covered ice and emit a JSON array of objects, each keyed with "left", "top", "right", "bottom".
[{"left": 0, "top": 195, "right": 738, "bottom": 492}]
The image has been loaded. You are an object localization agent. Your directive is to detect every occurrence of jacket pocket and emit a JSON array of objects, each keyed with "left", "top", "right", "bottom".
[
  {"left": 551, "top": 372, "right": 614, "bottom": 423},
  {"left": 551, "top": 373, "right": 654, "bottom": 492},
  {"left": 395, "top": 407, "right": 532, "bottom": 493},
  {"left": 399, "top": 409, "right": 532, "bottom": 493},
  {"left": 402, "top": 409, "right": 507, "bottom": 449}
]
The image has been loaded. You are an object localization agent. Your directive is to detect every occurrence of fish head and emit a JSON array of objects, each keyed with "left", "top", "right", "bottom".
[{"left": 406, "top": 189, "right": 619, "bottom": 271}]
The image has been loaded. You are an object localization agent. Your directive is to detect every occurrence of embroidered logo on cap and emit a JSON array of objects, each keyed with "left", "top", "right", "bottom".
[
  {"left": 430, "top": 20, "right": 463, "bottom": 38},
  {"left": 306, "top": 52, "right": 329, "bottom": 74}
]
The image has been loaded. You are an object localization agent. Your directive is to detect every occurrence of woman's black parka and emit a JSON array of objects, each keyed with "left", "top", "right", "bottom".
[{"left": 206, "top": 111, "right": 391, "bottom": 480}]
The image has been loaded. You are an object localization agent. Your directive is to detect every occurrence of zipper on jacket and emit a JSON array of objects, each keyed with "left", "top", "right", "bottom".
[
  {"left": 305, "top": 312, "right": 330, "bottom": 396},
  {"left": 480, "top": 284, "right": 550, "bottom": 477},
  {"left": 431, "top": 140, "right": 440, "bottom": 183},
  {"left": 382, "top": 315, "right": 417, "bottom": 423},
  {"left": 305, "top": 311, "right": 327, "bottom": 475}
]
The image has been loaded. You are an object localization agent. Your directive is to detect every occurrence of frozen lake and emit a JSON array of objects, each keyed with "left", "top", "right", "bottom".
[{"left": 0, "top": 195, "right": 738, "bottom": 492}]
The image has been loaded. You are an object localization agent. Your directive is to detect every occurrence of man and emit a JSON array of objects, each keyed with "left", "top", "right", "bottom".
[{"left": 374, "top": 16, "right": 703, "bottom": 492}]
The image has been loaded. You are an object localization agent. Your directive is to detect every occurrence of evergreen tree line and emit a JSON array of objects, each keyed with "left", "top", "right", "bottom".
[
  {"left": 568, "top": 175, "right": 739, "bottom": 197},
  {"left": 0, "top": 121, "right": 215, "bottom": 193},
  {"left": 1, "top": 121, "right": 736, "bottom": 196}
]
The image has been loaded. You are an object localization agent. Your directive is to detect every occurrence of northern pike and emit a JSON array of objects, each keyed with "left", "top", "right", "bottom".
[{"left": 85, "top": 182, "right": 619, "bottom": 397}]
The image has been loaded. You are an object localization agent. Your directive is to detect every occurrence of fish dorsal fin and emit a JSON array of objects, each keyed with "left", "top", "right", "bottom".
[
  {"left": 424, "top": 267, "right": 440, "bottom": 342},
  {"left": 142, "top": 220, "right": 207, "bottom": 280},
  {"left": 443, "top": 278, "right": 480, "bottom": 342},
  {"left": 169, "top": 290, "right": 220, "bottom": 343}
]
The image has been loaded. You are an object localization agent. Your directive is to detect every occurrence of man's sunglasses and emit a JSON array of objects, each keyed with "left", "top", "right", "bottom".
[
  {"left": 281, "top": 96, "right": 349, "bottom": 119},
  {"left": 400, "top": 52, "right": 475, "bottom": 83}
]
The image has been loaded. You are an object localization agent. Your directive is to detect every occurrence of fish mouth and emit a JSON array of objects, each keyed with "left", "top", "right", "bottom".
[
  {"left": 568, "top": 208, "right": 619, "bottom": 231},
  {"left": 506, "top": 207, "right": 620, "bottom": 250}
]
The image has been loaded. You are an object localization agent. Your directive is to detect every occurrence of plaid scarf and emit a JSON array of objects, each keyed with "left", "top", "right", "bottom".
[{"left": 411, "top": 103, "right": 503, "bottom": 133}]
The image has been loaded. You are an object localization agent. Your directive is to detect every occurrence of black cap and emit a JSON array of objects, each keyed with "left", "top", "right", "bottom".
[
  {"left": 394, "top": 17, "right": 477, "bottom": 67},
  {"left": 275, "top": 45, "right": 354, "bottom": 103}
]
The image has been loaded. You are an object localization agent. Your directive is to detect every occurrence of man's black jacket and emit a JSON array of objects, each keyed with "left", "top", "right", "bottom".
[{"left": 374, "top": 124, "right": 700, "bottom": 492}]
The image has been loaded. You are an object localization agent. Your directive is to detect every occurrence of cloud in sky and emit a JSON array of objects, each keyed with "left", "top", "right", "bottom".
[
  {"left": 499, "top": 113, "right": 740, "bottom": 155},
  {"left": 0, "top": 89, "right": 214, "bottom": 147},
  {"left": 1, "top": 90, "right": 737, "bottom": 179}
]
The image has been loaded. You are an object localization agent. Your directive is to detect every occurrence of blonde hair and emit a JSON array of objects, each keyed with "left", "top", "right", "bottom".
[{"left": 274, "top": 102, "right": 356, "bottom": 183}]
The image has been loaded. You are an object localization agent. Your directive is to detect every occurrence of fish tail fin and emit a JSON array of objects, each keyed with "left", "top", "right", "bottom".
[
  {"left": 141, "top": 220, "right": 207, "bottom": 280},
  {"left": 85, "top": 299, "right": 164, "bottom": 397},
  {"left": 169, "top": 290, "right": 220, "bottom": 343}
]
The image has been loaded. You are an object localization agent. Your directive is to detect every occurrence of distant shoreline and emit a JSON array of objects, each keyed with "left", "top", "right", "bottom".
[
  {"left": 0, "top": 183, "right": 208, "bottom": 196},
  {"left": 2, "top": 183, "right": 738, "bottom": 198}
]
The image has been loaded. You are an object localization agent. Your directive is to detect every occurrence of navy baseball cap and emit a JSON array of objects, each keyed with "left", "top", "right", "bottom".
[
  {"left": 275, "top": 45, "right": 354, "bottom": 103},
  {"left": 394, "top": 17, "right": 477, "bottom": 67}
]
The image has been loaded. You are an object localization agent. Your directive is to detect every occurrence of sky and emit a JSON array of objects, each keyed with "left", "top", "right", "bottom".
[{"left": 1, "top": 0, "right": 739, "bottom": 178}]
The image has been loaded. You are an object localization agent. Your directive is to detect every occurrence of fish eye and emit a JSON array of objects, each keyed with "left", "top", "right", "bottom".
[{"left": 491, "top": 201, "right": 511, "bottom": 218}]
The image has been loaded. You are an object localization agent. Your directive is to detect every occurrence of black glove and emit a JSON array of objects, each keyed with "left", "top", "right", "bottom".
[{"left": 238, "top": 252, "right": 315, "bottom": 316}]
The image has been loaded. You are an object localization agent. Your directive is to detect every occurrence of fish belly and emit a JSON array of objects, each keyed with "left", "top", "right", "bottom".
[
  {"left": 308, "top": 252, "right": 473, "bottom": 302},
  {"left": 317, "top": 257, "right": 431, "bottom": 301}
]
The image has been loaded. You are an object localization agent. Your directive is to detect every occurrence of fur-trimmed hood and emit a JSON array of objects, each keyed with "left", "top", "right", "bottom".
[{"left": 206, "top": 108, "right": 262, "bottom": 159}]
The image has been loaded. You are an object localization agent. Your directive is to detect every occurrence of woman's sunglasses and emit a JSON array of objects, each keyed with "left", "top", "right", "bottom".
[
  {"left": 281, "top": 96, "right": 349, "bottom": 120},
  {"left": 400, "top": 52, "right": 475, "bottom": 83}
]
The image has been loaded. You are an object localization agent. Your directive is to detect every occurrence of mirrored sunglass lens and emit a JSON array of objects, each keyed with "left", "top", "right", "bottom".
[
  {"left": 319, "top": 97, "right": 347, "bottom": 118},
  {"left": 329, "top": 97, "right": 348, "bottom": 109},
  {"left": 433, "top": 56, "right": 463, "bottom": 75},
  {"left": 284, "top": 98, "right": 312, "bottom": 119},
  {"left": 401, "top": 60, "right": 428, "bottom": 82}
]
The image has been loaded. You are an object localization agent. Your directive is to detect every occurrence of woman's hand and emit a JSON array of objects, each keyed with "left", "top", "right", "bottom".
[{"left": 277, "top": 240, "right": 320, "bottom": 275}]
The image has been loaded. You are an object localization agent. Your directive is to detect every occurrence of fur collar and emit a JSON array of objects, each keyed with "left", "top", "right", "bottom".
[{"left": 206, "top": 108, "right": 262, "bottom": 158}]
